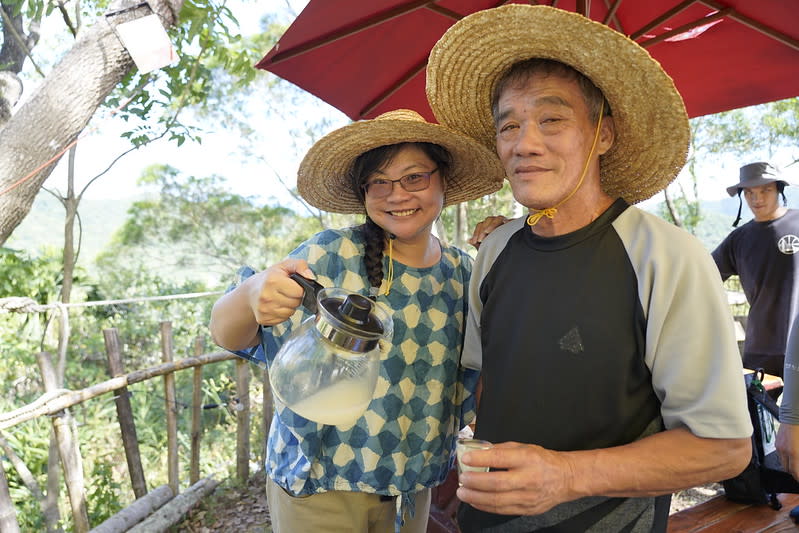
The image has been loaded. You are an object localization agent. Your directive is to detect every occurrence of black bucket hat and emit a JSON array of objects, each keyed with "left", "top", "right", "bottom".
[
  {"left": 726, "top": 162, "right": 787, "bottom": 196},
  {"left": 728, "top": 162, "right": 789, "bottom": 227}
]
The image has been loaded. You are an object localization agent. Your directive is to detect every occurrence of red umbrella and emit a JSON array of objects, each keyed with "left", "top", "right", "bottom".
[{"left": 257, "top": 0, "right": 799, "bottom": 122}]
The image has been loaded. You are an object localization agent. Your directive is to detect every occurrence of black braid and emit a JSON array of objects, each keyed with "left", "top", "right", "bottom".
[{"left": 361, "top": 217, "right": 386, "bottom": 292}]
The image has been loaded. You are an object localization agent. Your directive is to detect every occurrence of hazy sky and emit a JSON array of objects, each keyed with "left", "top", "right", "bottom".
[{"left": 21, "top": 0, "right": 797, "bottom": 217}]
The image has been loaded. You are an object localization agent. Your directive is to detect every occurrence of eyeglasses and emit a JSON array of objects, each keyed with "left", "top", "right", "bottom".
[{"left": 362, "top": 169, "right": 438, "bottom": 199}]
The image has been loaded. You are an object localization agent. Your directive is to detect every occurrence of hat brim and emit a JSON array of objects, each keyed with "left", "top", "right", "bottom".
[
  {"left": 297, "top": 115, "right": 506, "bottom": 214},
  {"left": 426, "top": 5, "right": 690, "bottom": 205},
  {"left": 726, "top": 178, "right": 789, "bottom": 196}
]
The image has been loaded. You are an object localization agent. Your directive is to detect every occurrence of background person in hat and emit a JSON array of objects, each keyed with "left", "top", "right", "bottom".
[
  {"left": 712, "top": 162, "right": 799, "bottom": 378},
  {"left": 425, "top": 5, "right": 752, "bottom": 532},
  {"left": 208, "top": 109, "right": 505, "bottom": 532}
]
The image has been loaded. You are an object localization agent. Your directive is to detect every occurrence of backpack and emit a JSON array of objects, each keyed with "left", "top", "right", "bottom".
[{"left": 721, "top": 369, "right": 799, "bottom": 509}]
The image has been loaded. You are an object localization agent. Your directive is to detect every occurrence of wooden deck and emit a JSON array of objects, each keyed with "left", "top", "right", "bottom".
[{"left": 668, "top": 493, "right": 799, "bottom": 532}]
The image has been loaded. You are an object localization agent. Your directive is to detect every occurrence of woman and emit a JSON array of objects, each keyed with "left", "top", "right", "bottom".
[{"left": 209, "top": 109, "right": 505, "bottom": 532}]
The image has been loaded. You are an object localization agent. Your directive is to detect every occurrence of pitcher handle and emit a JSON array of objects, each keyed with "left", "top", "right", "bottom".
[{"left": 289, "top": 273, "right": 325, "bottom": 314}]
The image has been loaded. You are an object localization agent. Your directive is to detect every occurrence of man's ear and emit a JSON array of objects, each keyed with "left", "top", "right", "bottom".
[{"left": 597, "top": 116, "right": 615, "bottom": 156}]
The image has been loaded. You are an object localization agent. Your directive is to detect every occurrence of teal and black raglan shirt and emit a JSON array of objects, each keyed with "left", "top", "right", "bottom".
[{"left": 458, "top": 199, "right": 752, "bottom": 533}]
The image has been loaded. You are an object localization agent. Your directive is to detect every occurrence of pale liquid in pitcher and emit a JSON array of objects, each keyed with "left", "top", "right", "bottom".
[{"left": 287, "top": 380, "right": 372, "bottom": 426}]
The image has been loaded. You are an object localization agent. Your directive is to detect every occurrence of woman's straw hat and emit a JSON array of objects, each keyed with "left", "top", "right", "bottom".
[
  {"left": 425, "top": 5, "right": 690, "bottom": 205},
  {"left": 297, "top": 109, "right": 506, "bottom": 214}
]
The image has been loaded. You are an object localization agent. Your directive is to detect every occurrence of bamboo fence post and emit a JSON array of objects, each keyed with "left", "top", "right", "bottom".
[
  {"left": 190, "top": 337, "right": 204, "bottom": 484},
  {"left": 0, "top": 456, "right": 20, "bottom": 533},
  {"left": 103, "top": 329, "right": 147, "bottom": 499},
  {"left": 160, "top": 322, "right": 179, "bottom": 496},
  {"left": 235, "top": 359, "right": 250, "bottom": 483},
  {"left": 44, "top": 434, "right": 62, "bottom": 533},
  {"left": 36, "top": 352, "right": 90, "bottom": 533}
]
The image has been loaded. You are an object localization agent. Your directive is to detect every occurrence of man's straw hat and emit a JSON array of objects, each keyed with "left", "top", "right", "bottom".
[
  {"left": 426, "top": 5, "right": 690, "bottom": 205},
  {"left": 297, "top": 109, "right": 506, "bottom": 214}
]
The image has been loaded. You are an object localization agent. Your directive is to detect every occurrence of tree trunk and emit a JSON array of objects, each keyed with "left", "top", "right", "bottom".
[
  {"left": 0, "top": 0, "right": 41, "bottom": 125},
  {"left": 0, "top": 0, "right": 42, "bottom": 74},
  {"left": 455, "top": 202, "right": 468, "bottom": 249},
  {"left": 0, "top": 0, "right": 183, "bottom": 245},
  {"left": 44, "top": 434, "right": 62, "bottom": 533},
  {"left": 662, "top": 189, "right": 684, "bottom": 228}
]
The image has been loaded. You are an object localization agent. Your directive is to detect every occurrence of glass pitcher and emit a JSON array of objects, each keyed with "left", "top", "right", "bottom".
[{"left": 268, "top": 274, "right": 393, "bottom": 426}]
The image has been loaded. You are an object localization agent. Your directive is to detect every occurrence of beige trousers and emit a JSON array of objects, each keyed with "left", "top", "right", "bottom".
[{"left": 266, "top": 476, "right": 431, "bottom": 533}]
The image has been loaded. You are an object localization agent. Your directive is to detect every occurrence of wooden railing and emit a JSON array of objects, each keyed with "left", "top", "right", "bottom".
[{"left": 0, "top": 321, "right": 271, "bottom": 533}]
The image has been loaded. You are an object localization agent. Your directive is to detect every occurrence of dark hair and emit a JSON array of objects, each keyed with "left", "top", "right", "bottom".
[
  {"left": 350, "top": 142, "right": 452, "bottom": 293},
  {"left": 491, "top": 58, "right": 611, "bottom": 125},
  {"left": 778, "top": 182, "right": 788, "bottom": 205}
]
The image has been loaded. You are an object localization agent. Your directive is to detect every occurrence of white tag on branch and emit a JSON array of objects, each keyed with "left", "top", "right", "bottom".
[{"left": 116, "top": 14, "right": 177, "bottom": 73}]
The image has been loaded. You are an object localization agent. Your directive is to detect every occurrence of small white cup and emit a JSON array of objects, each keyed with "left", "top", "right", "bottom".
[{"left": 456, "top": 438, "right": 493, "bottom": 484}]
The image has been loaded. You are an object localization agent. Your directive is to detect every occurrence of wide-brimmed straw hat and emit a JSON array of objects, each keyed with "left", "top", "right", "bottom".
[
  {"left": 425, "top": 4, "right": 690, "bottom": 205},
  {"left": 297, "top": 109, "right": 506, "bottom": 214},
  {"left": 726, "top": 162, "right": 788, "bottom": 196}
]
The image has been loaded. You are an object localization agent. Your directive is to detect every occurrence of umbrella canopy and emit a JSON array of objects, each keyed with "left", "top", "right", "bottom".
[{"left": 257, "top": 0, "right": 799, "bottom": 122}]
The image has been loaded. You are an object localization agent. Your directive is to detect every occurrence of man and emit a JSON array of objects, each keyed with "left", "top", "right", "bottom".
[
  {"left": 425, "top": 5, "right": 752, "bottom": 532},
  {"left": 712, "top": 162, "right": 799, "bottom": 378}
]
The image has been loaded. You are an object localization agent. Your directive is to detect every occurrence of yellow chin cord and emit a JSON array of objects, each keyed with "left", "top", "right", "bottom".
[
  {"left": 383, "top": 236, "right": 395, "bottom": 296},
  {"left": 526, "top": 108, "right": 604, "bottom": 227}
]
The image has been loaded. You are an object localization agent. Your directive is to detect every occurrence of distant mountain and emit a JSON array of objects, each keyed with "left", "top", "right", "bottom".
[
  {"left": 10, "top": 189, "right": 799, "bottom": 269},
  {"left": 5, "top": 194, "right": 137, "bottom": 268}
]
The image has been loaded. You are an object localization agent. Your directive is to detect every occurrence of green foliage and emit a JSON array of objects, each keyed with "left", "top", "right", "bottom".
[
  {"left": 87, "top": 457, "right": 124, "bottom": 524},
  {"left": 96, "top": 164, "right": 310, "bottom": 286},
  {"left": 656, "top": 194, "right": 702, "bottom": 233},
  {"left": 104, "top": 0, "right": 275, "bottom": 149},
  {"left": 0, "top": 247, "right": 65, "bottom": 398},
  {"left": 689, "top": 97, "right": 798, "bottom": 161},
  {"left": 0, "top": 246, "right": 63, "bottom": 302},
  {"left": 2, "top": 417, "right": 52, "bottom": 532},
  {"left": 439, "top": 182, "right": 516, "bottom": 250}
]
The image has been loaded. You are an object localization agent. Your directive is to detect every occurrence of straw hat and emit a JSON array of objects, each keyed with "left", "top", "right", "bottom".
[
  {"left": 297, "top": 109, "right": 506, "bottom": 214},
  {"left": 425, "top": 5, "right": 690, "bottom": 205},
  {"left": 726, "top": 162, "right": 788, "bottom": 196}
]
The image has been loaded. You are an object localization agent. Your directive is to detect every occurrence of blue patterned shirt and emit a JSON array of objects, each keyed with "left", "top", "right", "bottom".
[{"left": 234, "top": 228, "right": 477, "bottom": 500}]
